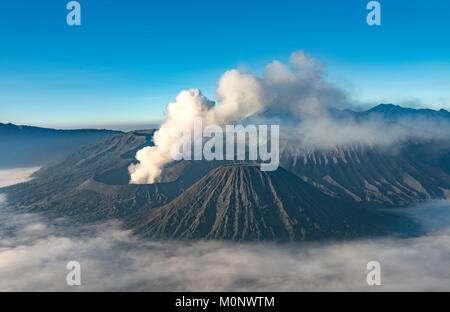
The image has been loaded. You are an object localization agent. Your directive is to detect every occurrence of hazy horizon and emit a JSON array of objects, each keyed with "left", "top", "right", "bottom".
[{"left": 2, "top": 102, "right": 450, "bottom": 132}]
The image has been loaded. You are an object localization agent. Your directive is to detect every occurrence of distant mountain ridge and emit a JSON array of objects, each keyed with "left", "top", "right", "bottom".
[
  {"left": 0, "top": 123, "right": 121, "bottom": 169},
  {"left": 357, "top": 104, "right": 450, "bottom": 120},
  {"left": 0, "top": 123, "right": 121, "bottom": 140},
  {"left": 327, "top": 104, "right": 450, "bottom": 122}
]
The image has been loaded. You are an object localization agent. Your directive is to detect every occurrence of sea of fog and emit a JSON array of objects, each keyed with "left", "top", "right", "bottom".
[{"left": 0, "top": 168, "right": 449, "bottom": 291}]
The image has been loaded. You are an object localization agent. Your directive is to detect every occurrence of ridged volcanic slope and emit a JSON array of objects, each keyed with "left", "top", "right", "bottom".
[{"left": 133, "top": 164, "right": 398, "bottom": 241}]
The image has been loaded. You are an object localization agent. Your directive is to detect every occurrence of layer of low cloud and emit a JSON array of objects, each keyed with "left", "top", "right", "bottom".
[
  {"left": 0, "top": 210, "right": 449, "bottom": 291},
  {"left": 0, "top": 167, "right": 40, "bottom": 188},
  {"left": 1, "top": 169, "right": 449, "bottom": 291}
]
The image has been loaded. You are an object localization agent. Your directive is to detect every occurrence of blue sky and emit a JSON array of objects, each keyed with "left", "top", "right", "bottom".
[{"left": 0, "top": 0, "right": 449, "bottom": 129}]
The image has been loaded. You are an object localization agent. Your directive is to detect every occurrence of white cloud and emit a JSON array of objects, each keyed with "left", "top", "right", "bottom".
[
  {"left": 0, "top": 167, "right": 40, "bottom": 188},
  {"left": 0, "top": 197, "right": 449, "bottom": 291}
]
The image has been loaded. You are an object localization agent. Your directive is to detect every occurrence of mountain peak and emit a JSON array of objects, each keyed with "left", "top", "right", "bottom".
[{"left": 369, "top": 103, "right": 406, "bottom": 112}]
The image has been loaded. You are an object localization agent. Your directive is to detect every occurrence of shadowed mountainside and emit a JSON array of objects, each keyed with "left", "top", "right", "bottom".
[{"left": 280, "top": 140, "right": 450, "bottom": 207}]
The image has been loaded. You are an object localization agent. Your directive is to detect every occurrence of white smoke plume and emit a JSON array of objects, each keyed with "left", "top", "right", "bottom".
[
  {"left": 263, "top": 50, "right": 345, "bottom": 117},
  {"left": 129, "top": 51, "right": 450, "bottom": 184},
  {"left": 129, "top": 51, "right": 329, "bottom": 184},
  {"left": 129, "top": 70, "right": 266, "bottom": 183}
]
